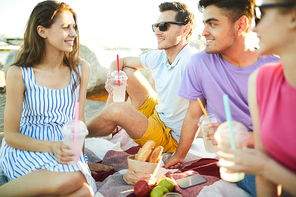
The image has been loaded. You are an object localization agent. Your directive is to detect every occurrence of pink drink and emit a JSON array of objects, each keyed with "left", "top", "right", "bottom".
[
  {"left": 62, "top": 120, "right": 88, "bottom": 165},
  {"left": 214, "top": 121, "right": 250, "bottom": 182}
]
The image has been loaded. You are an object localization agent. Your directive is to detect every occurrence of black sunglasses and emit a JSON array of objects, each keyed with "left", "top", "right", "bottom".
[
  {"left": 255, "top": 2, "right": 296, "bottom": 26},
  {"left": 152, "top": 21, "right": 185, "bottom": 32}
]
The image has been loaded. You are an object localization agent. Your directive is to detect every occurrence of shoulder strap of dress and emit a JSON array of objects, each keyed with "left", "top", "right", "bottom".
[{"left": 19, "top": 66, "right": 34, "bottom": 87}]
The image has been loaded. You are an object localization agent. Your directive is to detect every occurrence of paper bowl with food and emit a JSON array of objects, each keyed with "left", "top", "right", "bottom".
[{"left": 123, "top": 140, "right": 164, "bottom": 185}]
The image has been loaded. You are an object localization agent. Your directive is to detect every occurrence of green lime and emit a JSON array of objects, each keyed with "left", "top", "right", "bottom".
[
  {"left": 150, "top": 186, "right": 169, "bottom": 197},
  {"left": 158, "top": 177, "right": 175, "bottom": 192}
]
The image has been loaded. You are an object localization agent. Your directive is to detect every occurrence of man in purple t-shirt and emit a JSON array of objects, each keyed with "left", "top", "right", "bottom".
[
  {"left": 164, "top": 1, "right": 279, "bottom": 196},
  {"left": 164, "top": 0, "right": 278, "bottom": 169}
]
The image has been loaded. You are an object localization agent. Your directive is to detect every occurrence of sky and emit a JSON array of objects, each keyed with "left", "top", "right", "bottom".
[{"left": 0, "top": 0, "right": 205, "bottom": 49}]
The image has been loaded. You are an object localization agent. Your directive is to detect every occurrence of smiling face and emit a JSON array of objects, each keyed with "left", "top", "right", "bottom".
[
  {"left": 154, "top": 10, "right": 185, "bottom": 50},
  {"left": 202, "top": 5, "right": 237, "bottom": 54},
  {"left": 44, "top": 10, "right": 77, "bottom": 53},
  {"left": 253, "top": 0, "right": 293, "bottom": 56}
]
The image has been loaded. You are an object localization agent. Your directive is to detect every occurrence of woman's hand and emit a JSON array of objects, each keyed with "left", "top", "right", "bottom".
[
  {"left": 52, "top": 141, "right": 75, "bottom": 164},
  {"left": 216, "top": 147, "right": 269, "bottom": 176}
]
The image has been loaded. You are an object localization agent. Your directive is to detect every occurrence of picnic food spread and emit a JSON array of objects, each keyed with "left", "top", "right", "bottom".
[
  {"left": 134, "top": 180, "right": 152, "bottom": 197},
  {"left": 135, "top": 140, "right": 155, "bottom": 161},
  {"left": 123, "top": 140, "right": 164, "bottom": 186},
  {"left": 135, "top": 140, "right": 163, "bottom": 163},
  {"left": 148, "top": 146, "right": 164, "bottom": 163},
  {"left": 133, "top": 176, "right": 177, "bottom": 197}
]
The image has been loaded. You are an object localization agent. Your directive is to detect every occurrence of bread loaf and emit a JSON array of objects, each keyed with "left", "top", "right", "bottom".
[
  {"left": 148, "top": 146, "right": 163, "bottom": 163},
  {"left": 135, "top": 140, "right": 156, "bottom": 162}
]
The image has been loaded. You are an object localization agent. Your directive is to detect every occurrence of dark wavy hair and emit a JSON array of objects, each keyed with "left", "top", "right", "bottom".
[
  {"left": 198, "top": 0, "right": 255, "bottom": 32},
  {"left": 13, "top": 0, "right": 81, "bottom": 91},
  {"left": 159, "top": 2, "right": 196, "bottom": 41}
]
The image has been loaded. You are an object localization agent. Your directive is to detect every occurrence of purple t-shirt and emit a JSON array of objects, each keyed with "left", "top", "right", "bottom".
[{"left": 178, "top": 51, "right": 279, "bottom": 130}]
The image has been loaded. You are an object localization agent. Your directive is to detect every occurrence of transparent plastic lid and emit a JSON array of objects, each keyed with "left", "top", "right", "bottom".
[
  {"left": 216, "top": 121, "right": 249, "bottom": 137},
  {"left": 214, "top": 121, "right": 250, "bottom": 145},
  {"left": 62, "top": 120, "right": 88, "bottom": 136},
  {"left": 110, "top": 70, "right": 128, "bottom": 79},
  {"left": 198, "top": 113, "right": 221, "bottom": 126}
]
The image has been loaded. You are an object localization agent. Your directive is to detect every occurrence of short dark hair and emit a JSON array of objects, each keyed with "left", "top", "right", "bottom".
[
  {"left": 159, "top": 2, "right": 196, "bottom": 41},
  {"left": 198, "top": 0, "right": 255, "bottom": 32}
]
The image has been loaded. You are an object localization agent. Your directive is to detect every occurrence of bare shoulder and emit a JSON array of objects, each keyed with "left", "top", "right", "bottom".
[
  {"left": 248, "top": 68, "right": 260, "bottom": 86},
  {"left": 6, "top": 66, "right": 23, "bottom": 81},
  {"left": 5, "top": 66, "right": 25, "bottom": 91},
  {"left": 80, "top": 59, "right": 91, "bottom": 72},
  {"left": 79, "top": 59, "right": 90, "bottom": 82},
  {"left": 248, "top": 68, "right": 260, "bottom": 106}
]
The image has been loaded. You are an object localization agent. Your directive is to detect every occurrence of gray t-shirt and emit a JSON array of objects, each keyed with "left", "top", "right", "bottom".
[{"left": 141, "top": 45, "right": 197, "bottom": 141}]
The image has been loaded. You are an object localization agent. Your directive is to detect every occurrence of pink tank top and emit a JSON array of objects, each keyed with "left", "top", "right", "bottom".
[{"left": 257, "top": 62, "right": 296, "bottom": 173}]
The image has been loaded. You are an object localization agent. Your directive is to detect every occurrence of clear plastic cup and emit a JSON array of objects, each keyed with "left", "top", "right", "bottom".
[
  {"left": 110, "top": 70, "right": 128, "bottom": 102},
  {"left": 197, "top": 113, "right": 221, "bottom": 153},
  {"left": 62, "top": 120, "right": 88, "bottom": 165},
  {"left": 214, "top": 121, "right": 250, "bottom": 182}
]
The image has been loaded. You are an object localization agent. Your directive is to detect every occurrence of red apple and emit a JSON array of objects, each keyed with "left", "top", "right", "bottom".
[{"left": 134, "top": 180, "right": 152, "bottom": 197}]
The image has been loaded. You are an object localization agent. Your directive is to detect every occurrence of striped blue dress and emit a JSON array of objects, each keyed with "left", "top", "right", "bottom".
[{"left": 0, "top": 66, "right": 97, "bottom": 192}]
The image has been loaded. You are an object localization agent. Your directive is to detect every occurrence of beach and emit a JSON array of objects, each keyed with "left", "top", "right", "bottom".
[
  {"left": 0, "top": 48, "right": 144, "bottom": 146},
  {"left": 0, "top": 94, "right": 106, "bottom": 147}
]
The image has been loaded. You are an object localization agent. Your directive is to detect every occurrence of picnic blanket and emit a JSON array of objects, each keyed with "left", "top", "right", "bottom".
[{"left": 86, "top": 129, "right": 252, "bottom": 197}]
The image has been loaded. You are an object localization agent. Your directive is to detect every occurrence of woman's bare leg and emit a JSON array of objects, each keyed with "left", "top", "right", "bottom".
[
  {"left": 0, "top": 170, "right": 93, "bottom": 197},
  {"left": 61, "top": 182, "right": 93, "bottom": 197}
]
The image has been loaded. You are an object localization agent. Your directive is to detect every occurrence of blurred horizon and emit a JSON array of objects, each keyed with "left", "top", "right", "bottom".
[{"left": 0, "top": 0, "right": 205, "bottom": 49}]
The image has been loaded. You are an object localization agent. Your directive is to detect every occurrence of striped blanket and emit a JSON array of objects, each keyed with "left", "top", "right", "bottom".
[{"left": 86, "top": 129, "right": 252, "bottom": 197}]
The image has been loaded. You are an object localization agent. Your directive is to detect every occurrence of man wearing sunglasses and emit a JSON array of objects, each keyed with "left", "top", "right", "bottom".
[
  {"left": 87, "top": 2, "right": 197, "bottom": 155},
  {"left": 164, "top": 0, "right": 279, "bottom": 196}
]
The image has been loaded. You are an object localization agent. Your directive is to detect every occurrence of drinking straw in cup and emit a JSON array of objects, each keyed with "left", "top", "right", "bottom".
[
  {"left": 62, "top": 102, "right": 89, "bottom": 164},
  {"left": 222, "top": 94, "right": 236, "bottom": 149},
  {"left": 197, "top": 113, "right": 221, "bottom": 153},
  {"left": 74, "top": 102, "right": 79, "bottom": 164},
  {"left": 215, "top": 120, "right": 249, "bottom": 182},
  {"left": 110, "top": 68, "right": 128, "bottom": 102},
  {"left": 197, "top": 98, "right": 210, "bottom": 125},
  {"left": 213, "top": 95, "right": 250, "bottom": 182},
  {"left": 74, "top": 102, "right": 79, "bottom": 142},
  {"left": 62, "top": 120, "right": 89, "bottom": 165},
  {"left": 117, "top": 55, "right": 120, "bottom": 86}
]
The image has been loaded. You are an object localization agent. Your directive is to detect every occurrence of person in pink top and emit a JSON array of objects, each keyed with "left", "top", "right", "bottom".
[{"left": 217, "top": 0, "right": 296, "bottom": 196}]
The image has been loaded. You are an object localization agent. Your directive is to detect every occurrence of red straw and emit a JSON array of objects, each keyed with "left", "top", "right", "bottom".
[
  {"left": 74, "top": 102, "right": 79, "bottom": 142},
  {"left": 117, "top": 55, "right": 120, "bottom": 86}
]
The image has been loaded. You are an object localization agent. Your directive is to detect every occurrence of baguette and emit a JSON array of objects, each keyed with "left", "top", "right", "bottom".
[
  {"left": 135, "top": 140, "right": 156, "bottom": 162},
  {"left": 148, "top": 146, "right": 163, "bottom": 163}
]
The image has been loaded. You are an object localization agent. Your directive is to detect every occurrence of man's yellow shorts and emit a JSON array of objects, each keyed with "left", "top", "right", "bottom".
[{"left": 132, "top": 94, "right": 178, "bottom": 153}]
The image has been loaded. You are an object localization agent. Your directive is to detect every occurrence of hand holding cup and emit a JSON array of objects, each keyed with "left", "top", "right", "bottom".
[
  {"left": 197, "top": 113, "right": 221, "bottom": 153},
  {"left": 105, "top": 73, "right": 114, "bottom": 96},
  {"left": 214, "top": 121, "right": 250, "bottom": 182},
  {"left": 52, "top": 141, "right": 75, "bottom": 164},
  {"left": 109, "top": 70, "right": 128, "bottom": 102},
  {"left": 216, "top": 147, "right": 268, "bottom": 176},
  {"left": 62, "top": 120, "right": 89, "bottom": 165}
]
